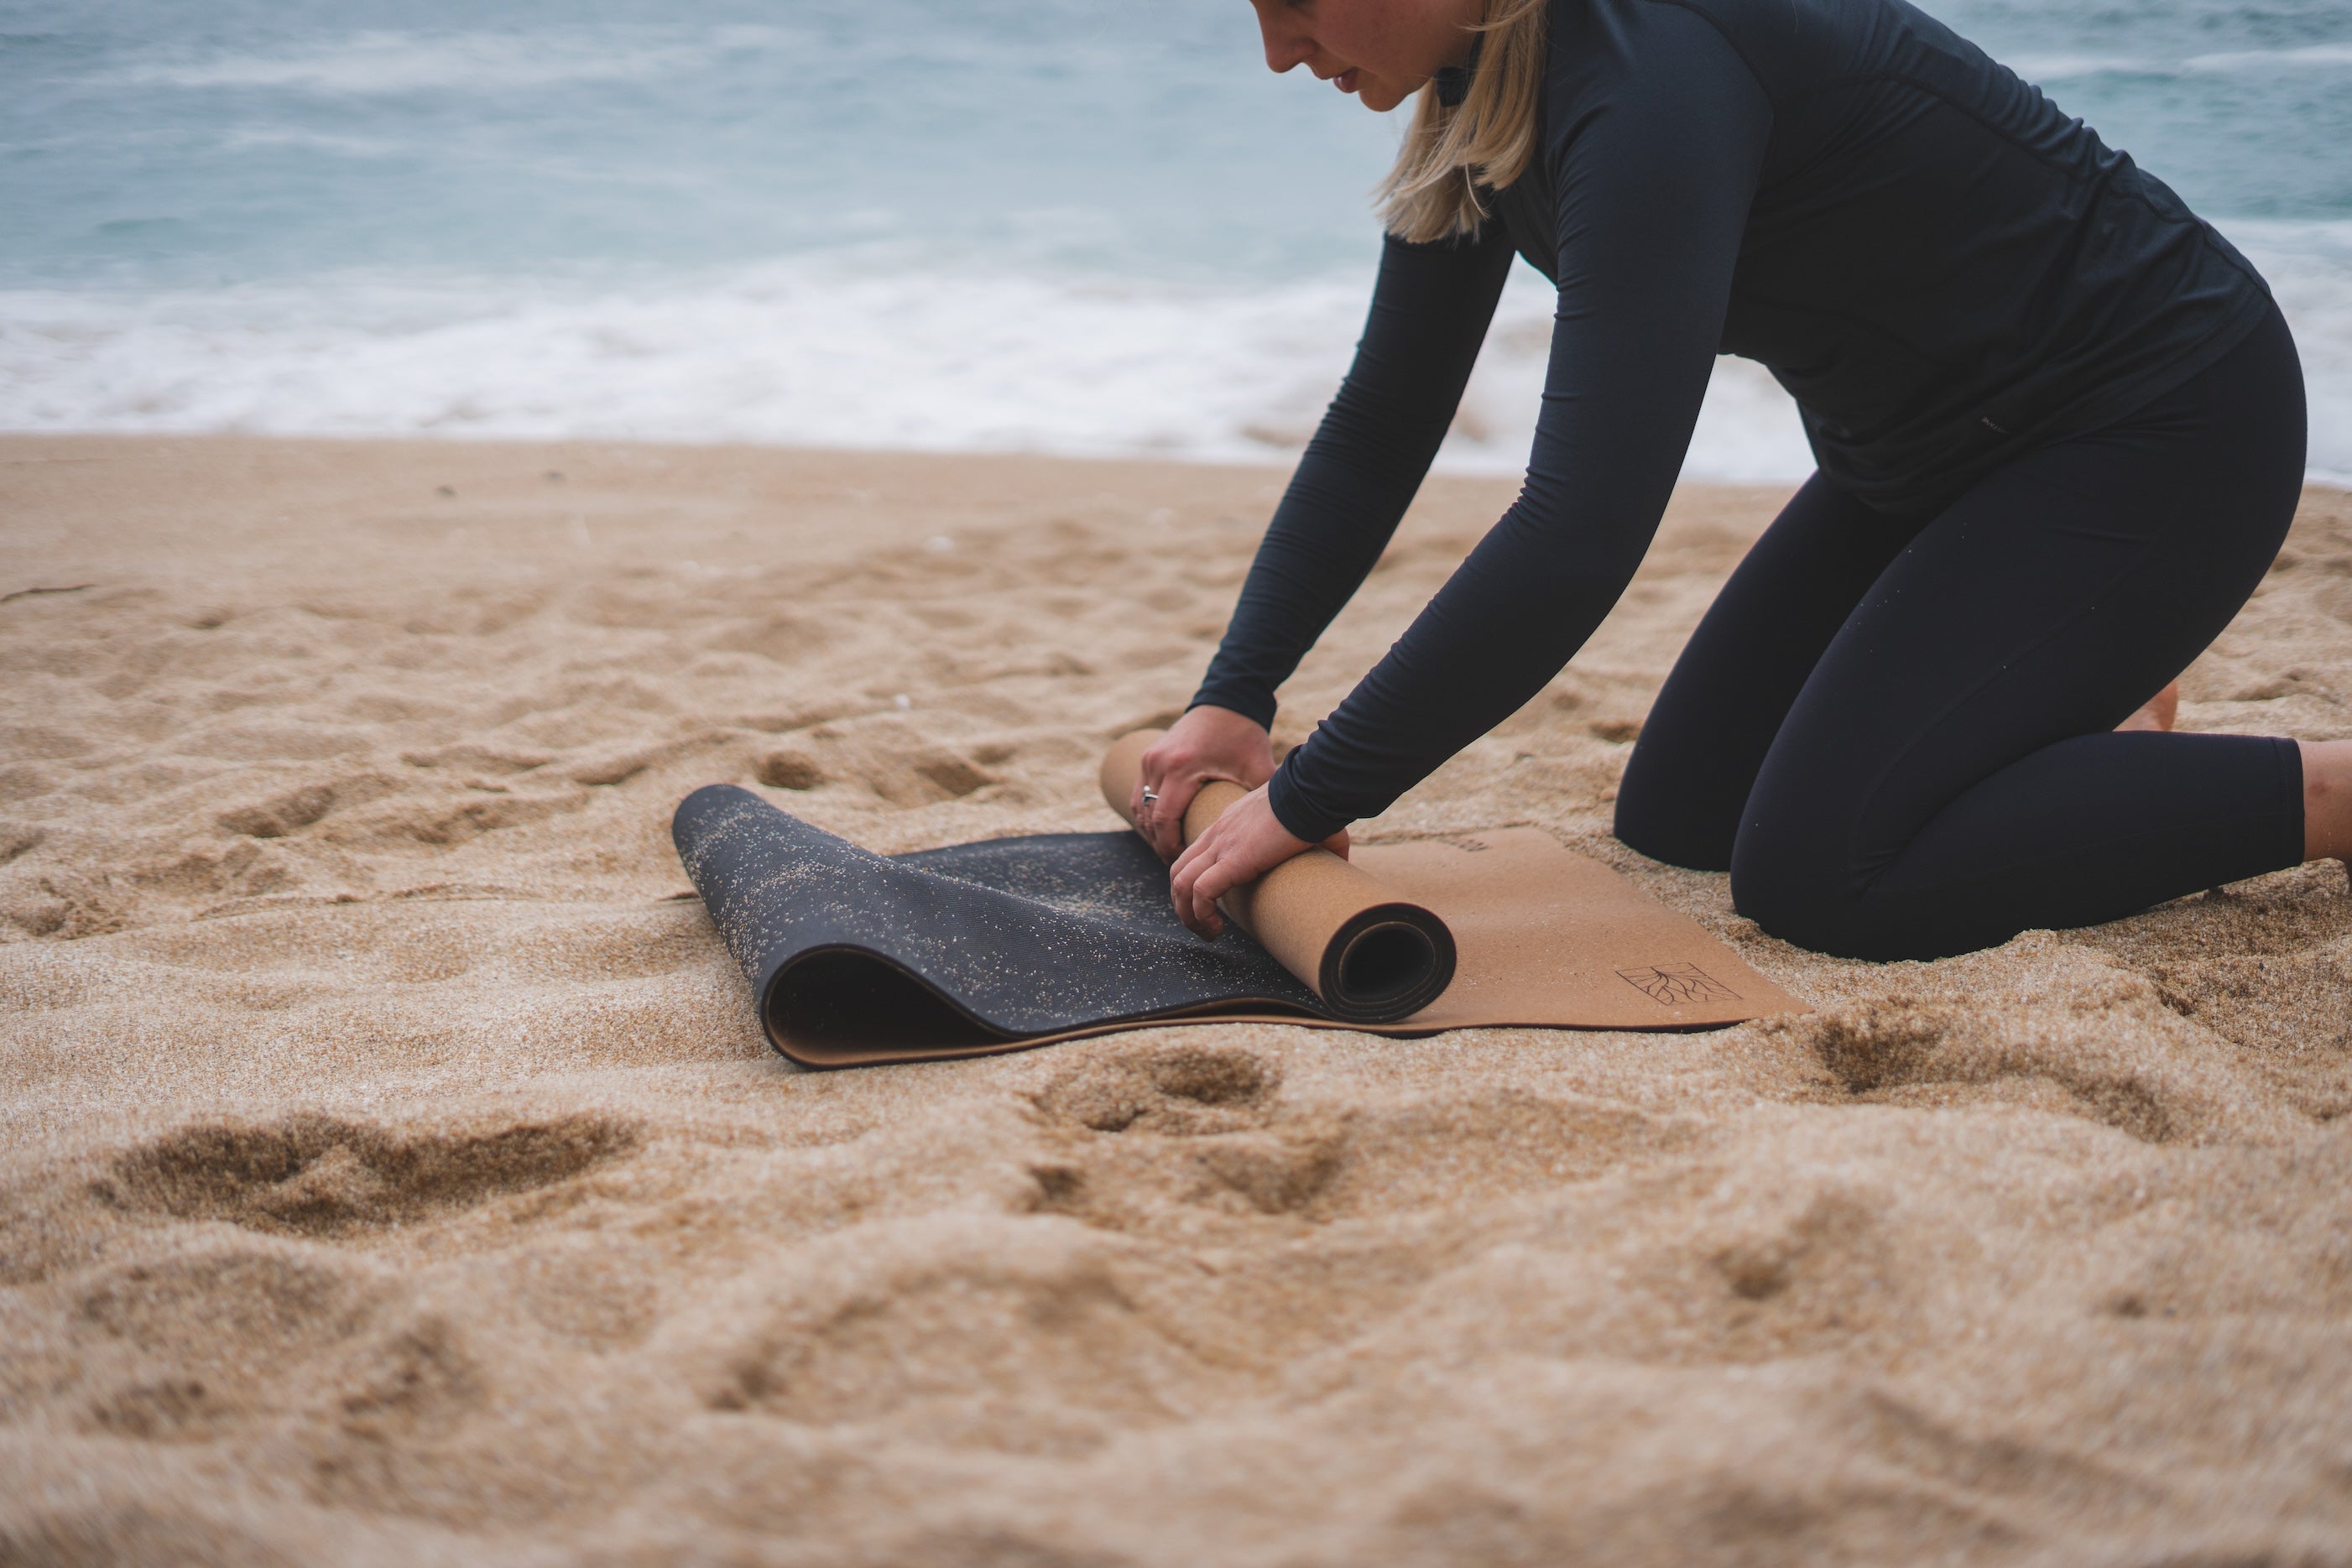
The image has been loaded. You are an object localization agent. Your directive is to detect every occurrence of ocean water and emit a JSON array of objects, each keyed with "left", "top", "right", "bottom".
[{"left": 3, "top": 0, "right": 2347, "bottom": 481}]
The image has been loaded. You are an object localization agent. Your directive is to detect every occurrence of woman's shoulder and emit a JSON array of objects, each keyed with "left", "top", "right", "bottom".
[
  {"left": 1539, "top": 0, "right": 1776, "bottom": 91},
  {"left": 1543, "top": 0, "right": 1943, "bottom": 96},
  {"left": 1533, "top": 0, "right": 1789, "bottom": 126}
]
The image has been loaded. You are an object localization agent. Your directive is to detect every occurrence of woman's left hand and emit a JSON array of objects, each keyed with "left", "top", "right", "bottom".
[{"left": 1168, "top": 784, "right": 1331, "bottom": 939}]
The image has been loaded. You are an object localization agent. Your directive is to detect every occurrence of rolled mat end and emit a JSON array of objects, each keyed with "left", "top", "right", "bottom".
[{"left": 1317, "top": 902, "right": 1458, "bottom": 1024}]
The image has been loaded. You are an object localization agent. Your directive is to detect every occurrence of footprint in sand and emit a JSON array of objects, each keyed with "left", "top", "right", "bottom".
[
  {"left": 94, "top": 1112, "right": 639, "bottom": 1237},
  {"left": 217, "top": 784, "right": 337, "bottom": 839},
  {"left": 1032, "top": 1043, "right": 1280, "bottom": 1136}
]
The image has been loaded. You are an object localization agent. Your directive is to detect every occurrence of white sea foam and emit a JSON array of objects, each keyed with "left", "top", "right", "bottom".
[
  {"left": 2233, "top": 221, "right": 2352, "bottom": 486},
  {"left": 3, "top": 227, "right": 2344, "bottom": 485},
  {"left": 2012, "top": 44, "right": 2352, "bottom": 80},
  {"left": 2184, "top": 43, "right": 2352, "bottom": 72},
  {"left": 0, "top": 256, "right": 1811, "bottom": 480}
]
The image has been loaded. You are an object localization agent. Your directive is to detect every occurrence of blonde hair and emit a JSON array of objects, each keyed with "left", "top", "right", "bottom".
[{"left": 1376, "top": 0, "right": 1551, "bottom": 243}]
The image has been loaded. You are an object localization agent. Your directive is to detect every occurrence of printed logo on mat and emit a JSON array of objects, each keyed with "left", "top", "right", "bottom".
[{"left": 1616, "top": 963, "right": 1742, "bottom": 1006}]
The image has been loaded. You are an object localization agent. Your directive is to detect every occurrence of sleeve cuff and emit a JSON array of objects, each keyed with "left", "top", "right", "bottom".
[
  {"left": 1268, "top": 761, "right": 1353, "bottom": 845},
  {"left": 1186, "top": 686, "right": 1278, "bottom": 732}
]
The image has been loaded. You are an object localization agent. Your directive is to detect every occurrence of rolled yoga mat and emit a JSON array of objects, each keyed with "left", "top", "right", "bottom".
[
  {"left": 673, "top": 732, "right": 1807, "bottom": 1069},
  {"left": 1094, "top": 730, "right": 1456, "bottom": 1024}
]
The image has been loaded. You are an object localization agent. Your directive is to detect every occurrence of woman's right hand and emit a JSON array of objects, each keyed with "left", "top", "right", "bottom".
[{"left": 1131, "top": 705, "right": 1276, "bottom": 863}]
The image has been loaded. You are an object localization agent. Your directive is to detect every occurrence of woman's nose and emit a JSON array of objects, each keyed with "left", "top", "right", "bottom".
[{"left": 1252, "top": 2, "right": 1316, "bottom": 73}]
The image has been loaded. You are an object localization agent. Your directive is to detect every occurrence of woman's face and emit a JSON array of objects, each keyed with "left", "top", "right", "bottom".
[{"left": 1247, "top": 0, "right": 1481, "bottom": 113}]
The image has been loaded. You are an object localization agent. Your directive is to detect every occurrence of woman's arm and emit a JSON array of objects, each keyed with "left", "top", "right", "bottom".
[
  {"left": 1134, "top": 224, "right": 1517, "bottom": 863},
  {"left": 1263, "top": 9, "right": 1776, "bottom": 847},
  {"left": 1187, "top": 225, "right": 1520, "bottom": 730}
]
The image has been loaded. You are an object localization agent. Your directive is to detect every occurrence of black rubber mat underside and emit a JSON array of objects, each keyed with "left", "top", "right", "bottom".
[{"left": 675, "top": 784, "right": 1322, "bottom": 1063}]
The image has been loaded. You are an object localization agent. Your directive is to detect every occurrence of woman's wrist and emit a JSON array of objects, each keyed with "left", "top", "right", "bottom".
[
  {"left": 1186, "top": 686, "right": 1278, "bottom": 733},
  {"left": 1266, "top": 761, "right": 1353, "bottom": 846}
]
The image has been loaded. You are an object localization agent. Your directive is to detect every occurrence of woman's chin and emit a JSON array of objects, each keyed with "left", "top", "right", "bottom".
[{"left": 1357, "top": 81, "right": 1411, "bottom": 112}]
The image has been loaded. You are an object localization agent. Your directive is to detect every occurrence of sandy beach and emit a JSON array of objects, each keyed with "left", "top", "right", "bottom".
[{"left": 3, "top": 433, "right": 2350, "bottom": 1565}]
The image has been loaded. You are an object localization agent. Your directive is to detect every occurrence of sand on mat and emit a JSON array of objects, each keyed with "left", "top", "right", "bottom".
[{"left": 2, "top": 434, "right": 2350, "bottom": 1566}]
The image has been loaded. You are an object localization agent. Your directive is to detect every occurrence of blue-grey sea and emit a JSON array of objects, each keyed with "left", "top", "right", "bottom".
[{"left": 3, "top": 0, "right": 2347, "bottom": 478}]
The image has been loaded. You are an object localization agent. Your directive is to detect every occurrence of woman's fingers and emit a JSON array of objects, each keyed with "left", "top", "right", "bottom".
[
  {"left": 1131, "top": 742, "right": 1165, "bottom": 836},
  {"left": 1186, "top": 855, "right": 1243, "bottom": 930},
  {"left": 1166, "top": 787, "right": 1317, "bottom": 940},
  {"left": 1130, "top": 768, "right": 1167, "bottom": 854},
  {"left": 1169, "top": 835, "right": 1219, "bottom": 937},
  {"left": 1170, "top": 821, "right": 1233, "bottom": 937},
  {"left": 1133, "top": 741, "right": 1200, "bottom": 862},
  {"left": 1143, "top": 776, "right": 1193, "bottom": 861},
  {"left": 1186, "top": 888, "right": 1224, "bottom": 939}
]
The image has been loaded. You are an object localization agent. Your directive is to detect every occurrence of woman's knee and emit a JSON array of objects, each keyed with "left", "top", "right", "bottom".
[
  {"left": 1731, "top": 825, "right": 1993, "bottom": 961},
  {"left": 1613, "top": 731, "right": 1743, "bottom": 871},
  {"left": 1727, "top": 824, "right": 1856, "bottom": 953},
  {"left": 1613, "top": 770, "right": 1735, "bottom": 873},
  {"left": 1726, "top": 805, "right": 1937, "bottom": 958}
]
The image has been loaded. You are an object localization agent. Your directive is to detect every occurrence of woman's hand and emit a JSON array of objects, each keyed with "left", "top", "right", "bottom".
[
  {"left": 1132, "top": 705, "right": 1278, "bottom": 862},
  {"left": 1168, "top": 784, "right": 1319, "bottom": 940}
]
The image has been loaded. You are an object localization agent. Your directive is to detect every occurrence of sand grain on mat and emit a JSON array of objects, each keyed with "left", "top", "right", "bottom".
[{"left": 3, "top": 437, "right": 2350, "bottom": 1565}]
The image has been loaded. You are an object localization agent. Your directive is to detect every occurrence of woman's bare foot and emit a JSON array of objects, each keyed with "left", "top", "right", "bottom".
[
  {"left": 2116, "top": 680, "right": 2180, "bottom": 732},
  {"left": 2304, "top": 738, "right": 2352, "bottom": 880}
]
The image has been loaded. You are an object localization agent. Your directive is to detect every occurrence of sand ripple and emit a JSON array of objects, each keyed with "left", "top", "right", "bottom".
[{"left": 2, "top": 439, "right": 2349, "bottom": 1564}]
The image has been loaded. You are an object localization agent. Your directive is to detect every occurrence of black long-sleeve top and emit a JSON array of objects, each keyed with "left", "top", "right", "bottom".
[{"left": 1190, "top": 0, "right": 2271, "bottom": 845}]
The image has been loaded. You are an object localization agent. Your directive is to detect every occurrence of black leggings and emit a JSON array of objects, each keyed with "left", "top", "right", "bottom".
[{"left": 1615, "top": 304, "right": 2310, "bottom": 961}]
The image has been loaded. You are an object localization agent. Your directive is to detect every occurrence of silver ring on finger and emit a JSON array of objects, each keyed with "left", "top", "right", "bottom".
[{"left": 1140, "top": 789, "right": 1158, "bottom": 805}]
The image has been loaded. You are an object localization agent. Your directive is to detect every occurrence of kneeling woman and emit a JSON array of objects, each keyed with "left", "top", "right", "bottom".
[{"left": 1134, "top": 0, "right": 2349, "bottom": 961}]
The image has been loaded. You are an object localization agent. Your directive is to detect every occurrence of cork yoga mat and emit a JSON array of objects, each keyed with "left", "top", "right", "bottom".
[{"left": 674, "top": 751, "right": 1804, "bottom": 1069}]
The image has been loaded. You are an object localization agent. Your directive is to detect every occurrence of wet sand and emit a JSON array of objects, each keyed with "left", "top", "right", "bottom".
[{"left": 3, "top": 434, "right": 2349, "bottom": 1565}]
